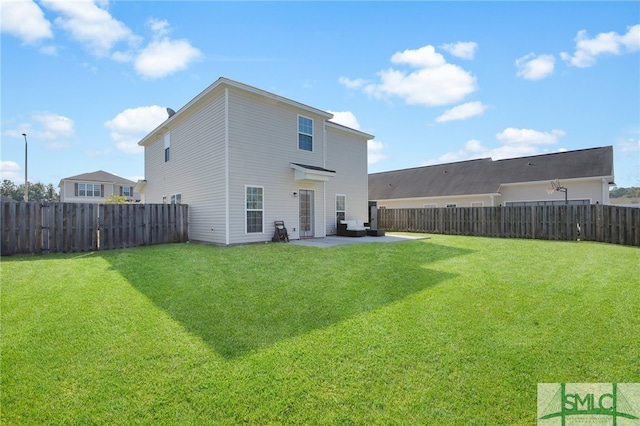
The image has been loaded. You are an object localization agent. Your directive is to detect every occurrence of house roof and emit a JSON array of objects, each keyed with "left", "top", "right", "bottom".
[
  {"left": 369, "top": 146, "right": 614, "bottom": 200},
  {"left": 138, "top": 77, "right": 345, "bottom": 147},
  {"left": 59, "top": 170, "right": 136, "bottom": 187}
]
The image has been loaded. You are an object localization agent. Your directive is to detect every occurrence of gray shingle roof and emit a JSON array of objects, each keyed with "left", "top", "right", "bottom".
[
  {"left": 369, "top": 146, "right": 614, "bottom": 200},
  {"left": 59, "top": 170, "right": 135, "bottom": 186}
]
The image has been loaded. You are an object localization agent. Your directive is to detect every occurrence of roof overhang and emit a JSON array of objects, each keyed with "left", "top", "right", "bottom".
[
  {"left": 290, "top": 163, "right": 336, "bottom": 182},
  {"left": 134, "top": 179, "right": 147, "bottom": 193}
]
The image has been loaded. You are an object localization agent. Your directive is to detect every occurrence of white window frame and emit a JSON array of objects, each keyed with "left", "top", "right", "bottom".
[
  {"left": 423, "top": 203, "right": 437, "bottom": 208},
  {"left": 336, "top": 194, "right": 346, "bottom": 224},
  {"left": 78, "top": 183, "right": 101, "bottom": 197},
  {"left": 297, "top": 115, "right": 313, "bottom": 152},
  {"left": 446, "top": 203, "right": 457, "bottom": 208},
  {"left": 164, "top": 132, "right": 171, "bottom": 162},
  {"left": 471, "top": 202, "right": 484, "bottom": 207},
  {"left": 171, "top": 193, "right": 182, "bottom": 204},
  {"left": 245, "top": 185, "right": 264, "bottom": 234}
]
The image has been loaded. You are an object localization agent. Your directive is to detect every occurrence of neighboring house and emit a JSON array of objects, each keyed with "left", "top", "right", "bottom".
[
  {"left": 369, "top": 146, "right": 614, "bottom": 208},
  {"left": 136, "top": 77, "right": 373, "bottom": 245},
  {"left": 59, "top": 170, "right": 138, "bottom": 203}
]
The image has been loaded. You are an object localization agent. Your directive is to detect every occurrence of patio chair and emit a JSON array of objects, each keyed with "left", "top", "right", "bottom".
[{"left": 272, "top": 220, "right": 289, "bottom": 242}]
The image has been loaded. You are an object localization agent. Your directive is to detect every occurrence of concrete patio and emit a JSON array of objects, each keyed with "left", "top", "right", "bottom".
[{"left": 288, "top": 233, "right": 429, "bottom": 248}]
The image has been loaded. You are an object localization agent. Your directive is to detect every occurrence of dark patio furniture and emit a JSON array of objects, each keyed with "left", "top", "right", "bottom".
[{"left": 272, "top": 221, "right": 289, "bottom": 242}]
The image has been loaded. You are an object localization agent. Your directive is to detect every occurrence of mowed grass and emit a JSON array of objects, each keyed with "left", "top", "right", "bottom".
[{"left": 1, "top": 235, "right": 638, "bottom": 425}]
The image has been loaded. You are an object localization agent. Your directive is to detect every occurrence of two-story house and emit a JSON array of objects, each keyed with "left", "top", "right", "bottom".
[
  {"left": 136, "top": 77, "right": 373, "bottom": 245},
  {"left": 59, "top": 170, "right": 138, "bottom": 203}
]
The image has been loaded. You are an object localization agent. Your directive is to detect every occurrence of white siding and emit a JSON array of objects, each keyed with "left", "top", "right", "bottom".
[
  {"left": 499, "top": 179, "right": 606, "bottom": 205},
  {"left": 373, "top": 178, "right": 608, "bottom": 208},
  {"left": 59, "top": 181, "right": 116, "bottom": 203},
  {"left": 226, "top": 88, "right": 328, "bottom": 244},
  {"left": 143, "top": 89, "right": 227, "bottom": 244},
  {"left": 139, "top": 80, "right": 370, "bottom": 245},
  {"left": 375, "top": 195, "right": 496, "bottom": 209},
  {"left": 325, "top": 126, "right": 369, "bottom": 234}
]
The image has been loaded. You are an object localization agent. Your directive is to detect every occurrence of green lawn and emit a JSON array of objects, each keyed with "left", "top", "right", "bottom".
[{"left": 1, "top": 235, "right": 638, "bottom": 424}]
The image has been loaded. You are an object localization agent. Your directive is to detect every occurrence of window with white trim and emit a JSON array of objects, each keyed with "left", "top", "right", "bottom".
[
  {"left": 171, "top": 193, "right": 182, "bottom": 204},
  {"left": 471, "top": 202, "right": 484, "bottom": 207},
  {"left": 164, "top": 132, "right": 171, "bottom": 162},
  {"left": 77, "top": 183, "right": 102, "bottom": 197},
  {"left": 336, "top": 194, "right": 346, "bottom": 224},
  {"left": 298, "top": 115, "right": 313, "bottom": 151},
  {"left": 246, "top": 186, "right": 264, "bottom": 233},
  {"left": 423, "top": 204, "right": 437, "bottom": 208},
  {"left": 446, "top": 203, "right": 457, "bottom": 208}
]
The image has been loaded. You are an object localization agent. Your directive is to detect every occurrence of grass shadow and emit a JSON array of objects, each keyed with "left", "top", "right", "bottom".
[{"left": 103, "top": 240, "right": 472, "bottom": 359}]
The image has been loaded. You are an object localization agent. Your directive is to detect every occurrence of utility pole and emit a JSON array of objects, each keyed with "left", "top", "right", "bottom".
[{"left": 22, "top": 133, "right": 28, "bottom": 202}]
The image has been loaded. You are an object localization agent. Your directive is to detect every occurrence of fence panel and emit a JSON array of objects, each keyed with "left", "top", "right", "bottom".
[
  {"left": 378, "top": 205, "right": 639, "bottom": 247},
  {"left": 1, "top": 201, "right": 188, "bottom": 256}
]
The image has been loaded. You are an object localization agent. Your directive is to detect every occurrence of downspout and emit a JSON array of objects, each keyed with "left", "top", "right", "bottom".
[
  {"left": 225, "top": 88, "right": 230, "bottom": 245},
  {"left": 323, "top": 124, "right": 327, "bottom": 236},
  {"left": 602, "top": 178, "right": 608, "bottom": 204}
]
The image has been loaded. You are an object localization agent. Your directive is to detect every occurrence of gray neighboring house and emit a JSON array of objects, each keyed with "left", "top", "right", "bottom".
[
  {"left": 369, "top": 146, "right": 615, "bottom": 208},
  {"left": 136, "top": 77, "right": 373, "bottom": 245},
  {"left": 59, "top": 170, "right": 138, "bottom": 203}
]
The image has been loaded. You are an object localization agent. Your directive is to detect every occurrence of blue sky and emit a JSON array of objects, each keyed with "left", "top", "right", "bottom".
[{"left": 1, "top": 1, "right": 639, "bottom": 189}]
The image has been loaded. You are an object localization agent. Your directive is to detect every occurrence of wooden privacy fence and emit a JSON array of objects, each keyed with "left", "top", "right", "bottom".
[
  {"left": 378, "top": 205, "right": 640, "bottom": 247},
  {"left": 1, "top": 202, "right": 189, "bottom": 256}
]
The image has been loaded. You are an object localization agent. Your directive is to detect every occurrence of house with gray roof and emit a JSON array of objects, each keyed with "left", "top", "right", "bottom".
[
  {"left": 59, "top": 170, "right": 138, "bottom": 203},
  {"left": 136, "top": 77, "right": 373, "bottom": 245},
  {"left": 369, "top": 146, "right": 614, "bottom": 208}
]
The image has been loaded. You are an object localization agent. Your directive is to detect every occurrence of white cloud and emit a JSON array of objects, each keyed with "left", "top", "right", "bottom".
[
  {"left": 147, "top": 18, "right": 170, "bottom": 37},
  {"left": 496, "top": 127, "right": 565, "bottom": 145},
  {"left": 3, "top": 112, "right": 75, "bottom": 146},
  {"left": 327, "top": 111, "right": 360, "bottom": 130},
  {"left": 7, "top": 2, "right": 201, "bottom": 78},
  {"left": 104, "top": 105, "right": 169, "bottom": 153},
  {"left": 391, "top": 45, "right": 446, "bottom": 68},
  {"left": 134, "top": 38, "right": 202, "bottom": 79},
  {"left": 0, "top": 0, "right": 53, "bottom": 44},
  {"left": 368, "top": 140, "right": 388, "bottom": 166},
  {"left": 441, "top": 41, "right": 478, "bottom": 60},
  {"left": 41, "top": 0, "right": 140, "bottom": 57},
  {"left": 338, "top": 76, "right": 368, "bottom": 89},
  {"left": 560, "top": 24, "right": 640, "bottom": 68},
  {"left": 515, "top": 53, "right": 555, "bottom": 80},
  {"left": 342, "top": 44, "right": 477, "bottom": 107},
  {"left": 432, "top": 139, "right": 488, "bottom": 163},
  {"left": 32, "top": 112, "right": 75, "bottom": 139},
  {"left": 436, "top": 101, "right": 488, "bottom": 123},
  {"left": 428, "top": 127, "right": 567, "bottom": 165},
  {"left": 0, "top": 161, "right": 23, "bottom": 183},
  {"left": 620, "top": 139, "right": 640, "bottom": 153}
]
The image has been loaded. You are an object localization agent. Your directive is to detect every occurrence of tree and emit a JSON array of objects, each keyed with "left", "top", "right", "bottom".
[
  {"left": 609, "top": 187, "right": 640, "bottom": 198},
  {"left": 104, "top": 194, "right": 128, "bottom": 204},
  {"left": 0, "top": 179, "right": 59, "bottom": 202}
]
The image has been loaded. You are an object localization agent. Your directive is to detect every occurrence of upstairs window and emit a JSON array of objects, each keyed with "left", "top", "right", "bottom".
[
  {"left": 76, "top": 183, "right": 103, "bottom": 197},
  {"left": 164, "top": 132, "right": 171, "bottom": 162},
  {"left": 298, "top": 116, "right": 313, "bottom": 151}
]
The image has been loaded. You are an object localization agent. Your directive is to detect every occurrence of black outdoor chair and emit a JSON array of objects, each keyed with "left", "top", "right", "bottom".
[{"left": 272, "top": 221, "right": 289, "bottom": 242}]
